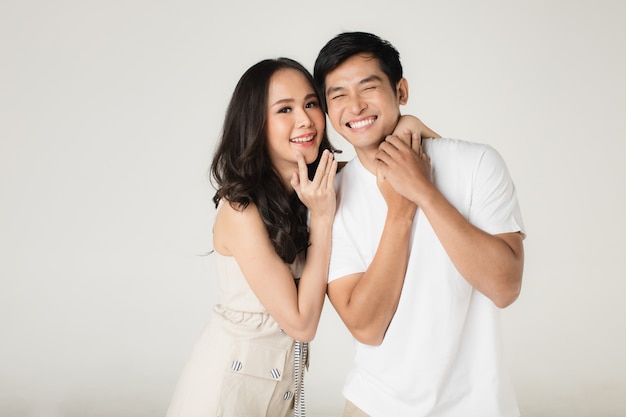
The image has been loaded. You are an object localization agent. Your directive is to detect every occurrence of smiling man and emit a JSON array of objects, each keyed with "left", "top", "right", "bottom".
[{"left": 314, "top": 32, "right": 526, "bottom": 417}]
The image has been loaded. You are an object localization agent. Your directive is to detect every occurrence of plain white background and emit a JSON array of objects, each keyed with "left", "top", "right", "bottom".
[{"left": 1, "top": 1, "right": 625, "bottom": 416}]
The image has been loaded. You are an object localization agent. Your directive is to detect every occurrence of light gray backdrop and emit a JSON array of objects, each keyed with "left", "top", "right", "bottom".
[{"left": 1, "top": 1, "right": 625, "bottom": 416}]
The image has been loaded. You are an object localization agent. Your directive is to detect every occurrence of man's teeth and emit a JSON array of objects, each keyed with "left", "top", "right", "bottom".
[{"left": 348, "top": 118, "right": 375, "bottom": 129}]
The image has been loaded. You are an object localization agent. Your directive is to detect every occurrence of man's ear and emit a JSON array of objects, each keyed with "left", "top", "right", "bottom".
[{"left": 396, "top": 78, "right": 409, "bottom": 105}]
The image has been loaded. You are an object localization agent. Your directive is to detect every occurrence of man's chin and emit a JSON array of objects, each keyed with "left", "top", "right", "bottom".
[{"left": 343, "top": 132, "right": 383, "bottom": 147}]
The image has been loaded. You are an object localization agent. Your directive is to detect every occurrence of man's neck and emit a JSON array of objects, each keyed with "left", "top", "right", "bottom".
[{"left": 355, "top": 147, "right": 379, "bottom": 174}]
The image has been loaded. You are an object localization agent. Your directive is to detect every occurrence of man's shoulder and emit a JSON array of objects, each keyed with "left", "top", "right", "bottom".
[
  {"left": 426, "top": 137, "right": 493, "bottom": 153},
  {"left": 426, "top": 137, "right": 498, "bottom": 165}
]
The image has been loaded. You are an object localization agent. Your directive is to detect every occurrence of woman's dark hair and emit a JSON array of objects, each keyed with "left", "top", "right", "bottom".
[
  {"left": 314, "top": 31, "right": 403, "bottom": 111},
  {"left": 210, "top": 58, "right": 337, "bottom": 263}
]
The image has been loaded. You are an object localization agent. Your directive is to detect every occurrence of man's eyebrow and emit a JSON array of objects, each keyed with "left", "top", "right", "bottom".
[
  {"left": 359, "top": 75, "right": 384, "bottom": 85},
  {"left": 326, "top": 75, "right": 384, "bottom": 96},
  {"left": 326, "top": 85, "right": 345, "bottom": 96}
]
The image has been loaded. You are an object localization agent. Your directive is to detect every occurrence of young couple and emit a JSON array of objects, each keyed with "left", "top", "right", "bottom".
[{"left": 167, "top": 31, "right": 525, "bottom": 417}]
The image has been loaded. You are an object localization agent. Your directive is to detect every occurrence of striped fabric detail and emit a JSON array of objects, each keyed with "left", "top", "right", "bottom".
[
  {"left": 231, "top": 360, "right": 242, "bottom": 372},
  {"left": 283, "top": 391, "right": 293, "bottom": 401},
  {"left": 293, "top": 341, "right": 309, "bottom": 417},
  {"left": 270, "top": 368, "right": 281, "bottom": 379}
]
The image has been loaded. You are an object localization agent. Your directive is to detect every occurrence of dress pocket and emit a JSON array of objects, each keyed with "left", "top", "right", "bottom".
[{"left": 217, "top": 341, "right": 292, "bottom": 417}]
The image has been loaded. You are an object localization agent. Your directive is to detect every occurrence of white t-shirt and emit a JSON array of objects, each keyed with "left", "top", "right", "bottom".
[{"left": 329, "top": 138, "right": 525, "bottom": 417}]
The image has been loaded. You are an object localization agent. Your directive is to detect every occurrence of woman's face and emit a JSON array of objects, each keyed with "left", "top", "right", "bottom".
[{"left": 265, "top": 68, "right": 326, "bottom": 179}]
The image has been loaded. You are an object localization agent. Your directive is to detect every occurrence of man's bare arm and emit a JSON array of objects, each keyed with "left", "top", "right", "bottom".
[{"left": 327, "top": 195, "right": 414, "bottom": 345}]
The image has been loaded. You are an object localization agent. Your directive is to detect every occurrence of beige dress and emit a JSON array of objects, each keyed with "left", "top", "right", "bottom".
[{"left": 166, "top": 252, "right": 307, "bottom": 417}]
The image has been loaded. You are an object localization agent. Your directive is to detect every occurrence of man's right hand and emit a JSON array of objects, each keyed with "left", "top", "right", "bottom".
[
  {"left": 376, "top": 132, "right": 418, "bottom": 220},
  {"left": 376, "top": 131, "right": 433, "bottom": 207}
]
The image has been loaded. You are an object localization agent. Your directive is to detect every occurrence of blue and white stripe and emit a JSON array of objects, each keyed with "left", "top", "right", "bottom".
[{"left": 293, "top": 340, "right": 309, "bottom": 417}]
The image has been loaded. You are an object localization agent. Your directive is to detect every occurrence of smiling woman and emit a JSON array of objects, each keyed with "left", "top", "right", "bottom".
[
  {"left": 266, "top": 67, "right": 328, "bottom": 185},
  {"left": 165, "top": 58, "right": 339, "bottom": 417}
]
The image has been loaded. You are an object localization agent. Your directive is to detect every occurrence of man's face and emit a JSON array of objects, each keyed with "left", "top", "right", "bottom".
[{"left": 324, "top": 53, "right": 408, "bottom": 154}]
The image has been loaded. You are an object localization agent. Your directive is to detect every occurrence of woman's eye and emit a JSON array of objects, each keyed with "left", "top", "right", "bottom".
[
  {"left": 278, "top": 107, "right": 292, "bottom": 113},
  {"left": 305, "top": 101, "right": 319, "bottom": 109}
]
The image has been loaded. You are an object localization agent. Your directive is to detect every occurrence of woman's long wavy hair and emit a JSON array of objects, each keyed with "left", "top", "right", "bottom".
[{"left": 210, "top": 58, "right": 337, "bottom": 264}]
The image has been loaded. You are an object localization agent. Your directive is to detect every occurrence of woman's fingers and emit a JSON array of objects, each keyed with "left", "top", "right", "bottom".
[
  {"left": 412, "top": 132, "right": 421, "bottom": 152},
  {"left": 320, "top": 153, "right": 338, "bottom": 190},
  {"left": 294, "top": 149, "right": 336, "bottom": 195},
  {"left": 295, "top": 150, "right": 310, "bottom": 184},
  {"left": 310, "top": 150, "right": 336, "bottom": 189},
  {"left": 310, "top": 149, "right": 329, "bottom": 187}
]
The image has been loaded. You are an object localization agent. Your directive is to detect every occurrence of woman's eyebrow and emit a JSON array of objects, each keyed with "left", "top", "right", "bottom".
[
  {"left": 271, "top": 92, "right": 317, "bottom": 107},
  {"left": 271, "top": 97, "right": 294, "bottom": 107}
]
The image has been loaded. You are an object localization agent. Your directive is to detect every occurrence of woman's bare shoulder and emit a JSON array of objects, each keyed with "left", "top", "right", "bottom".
[{"left": 213, "top": 200, "right": 266, "bottom": 254}]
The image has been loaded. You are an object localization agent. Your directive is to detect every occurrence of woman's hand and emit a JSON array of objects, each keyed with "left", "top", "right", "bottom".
[
  {"left": 393, "top": 115, "right": 441, "bottom": 140},
  {"left": 291, "top": 149, "right": 338, "bottom": 220}
]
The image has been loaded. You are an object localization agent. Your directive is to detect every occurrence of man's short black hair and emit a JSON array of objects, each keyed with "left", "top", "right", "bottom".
[{"left": 314, "top": 31, "right": 403, "bottom": 112}]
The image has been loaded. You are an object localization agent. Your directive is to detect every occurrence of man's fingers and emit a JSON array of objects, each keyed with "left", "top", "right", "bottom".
[
  {"left": 375, "top": 160, "right": 388, "bottom": 187},
  {"left": 375, "top": 146, "right": 392, "bottom": 168}
]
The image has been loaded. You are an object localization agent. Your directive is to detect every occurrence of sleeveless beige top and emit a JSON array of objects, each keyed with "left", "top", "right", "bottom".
[{"left": 166, "top": 252, "right": 308, "bottom": 417}]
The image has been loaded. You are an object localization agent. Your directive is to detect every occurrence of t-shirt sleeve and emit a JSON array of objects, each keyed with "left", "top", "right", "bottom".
[
  {"left": 327, "top": 211, "right": 367, "bottom": 284},
  {"left": 470, "top": 146, "right": 526, "bottom": 238}
]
